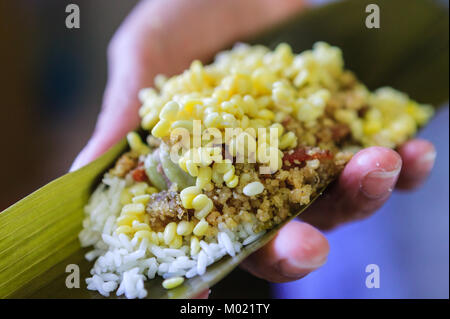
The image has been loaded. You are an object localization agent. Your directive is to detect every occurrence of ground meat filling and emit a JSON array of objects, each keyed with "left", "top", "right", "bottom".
[
  {"left": 144, "top": 147, "right": 349, "bottom": 233},
  {"left": 146, "top": 191, "right": 191, "bottom": 232},
  {"left": 110, "top": 151, "right": 139, "bottom": 178},
  {"left": 282, "top": 147, "right": 333, "bottom": 168}
]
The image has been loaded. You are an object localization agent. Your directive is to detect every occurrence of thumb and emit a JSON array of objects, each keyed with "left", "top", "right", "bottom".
[{"left": 70, "top": 77, "right": 142, "bottom": 171}]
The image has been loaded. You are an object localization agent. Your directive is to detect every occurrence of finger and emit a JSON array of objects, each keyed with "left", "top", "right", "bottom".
[
  {"left": 69, "top": 108, "right": 139, "bottom": 172},
  {"left": 240, "top": 220, "right": 329, "bottom": 283},
  {"left": 192, "top": 289, "right": 210, "bottom": 299},
  {"left": 70, "top": 57, "right": 149, "bottom": 171},
  {"left": 301, "top": 146, "right": 402, "bottom": 230},
  {"left": 396, "top": 139, "right": 436, "bottom": 190},
  {"left": 69, "top": 97, "right": 140, "bottom": 171}
]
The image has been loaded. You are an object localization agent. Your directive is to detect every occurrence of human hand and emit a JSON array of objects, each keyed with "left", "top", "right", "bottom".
[
  {"left": 70, "top": 0, "right": 436, "bottom": 287},
  {"left": 241, "top": 140, "right": 436, "bottom": 282}
]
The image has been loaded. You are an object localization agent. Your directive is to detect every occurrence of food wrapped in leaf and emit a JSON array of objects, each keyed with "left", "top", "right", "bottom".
[{"left": 78, "top": 42, "right": 433, "bottom": 299}]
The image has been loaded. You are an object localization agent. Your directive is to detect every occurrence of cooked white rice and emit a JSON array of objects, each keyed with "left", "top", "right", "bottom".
[{"left": 79, "top": 175, "right": 264, "bottom": 299}]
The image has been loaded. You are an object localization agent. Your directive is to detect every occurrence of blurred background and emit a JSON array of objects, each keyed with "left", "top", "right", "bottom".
[{"left": 0, "top": 0, "right": 448, "bottom": 298}]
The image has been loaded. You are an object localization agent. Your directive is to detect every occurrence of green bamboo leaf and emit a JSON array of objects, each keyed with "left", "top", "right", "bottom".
[
  {"left": 0, "top": 0, "right": 448, "bottom": 299},
  {"left": 0, "top": 139, "right": 127, "bottom": 298}
]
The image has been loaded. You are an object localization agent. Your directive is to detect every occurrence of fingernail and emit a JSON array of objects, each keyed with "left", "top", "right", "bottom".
[
  {"left": 278, "top": 255, "right": 328, "bottom": 278},
  {"left": 361, "top": 166, "right": 401, "bottom": 199},
  {"left": 69, "top": 149, "right": 87, "bottom": 172},
  {"left": 69, "top": 156, "right": 82, "bottom": 172},
  {"left": 69, "top": 137, "right": 97, "bottom": 172},
  {"left": 419, "top": 149, "right": 437, "bottom": 166},
  {"left": 193, "top": 288, "right": 211, "bottom": 299}
]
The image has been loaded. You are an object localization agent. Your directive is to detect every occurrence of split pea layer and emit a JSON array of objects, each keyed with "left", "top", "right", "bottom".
[
  {"left": 113, "top": 115, "right": 353, "bottom": 236},
  {"left": 112, "top": 73, "right": 362, "bottom": 236}
]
